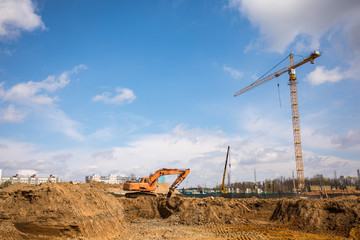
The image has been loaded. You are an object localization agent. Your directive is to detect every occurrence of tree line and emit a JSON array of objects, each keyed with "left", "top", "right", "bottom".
[{"left": 213, "top": 174, "right": 360, "bottom": 193}]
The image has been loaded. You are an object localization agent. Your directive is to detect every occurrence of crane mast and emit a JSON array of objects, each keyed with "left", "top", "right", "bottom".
[
  {"left": 234, "top": 51, "right": 321, "bottom": 191},
  {"left": 289, "top": 54, "right": 304, "bottom": 190},
  {"left": 221, "top": 146, "right": 230, "bottom": 194}
]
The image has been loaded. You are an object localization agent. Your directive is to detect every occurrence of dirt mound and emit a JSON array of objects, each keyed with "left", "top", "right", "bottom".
[
  {"left": 270, "top": 196, "right": 360, "bottom": 237},
  {"left": 154, "top": 182, "right": 180, "bottom": 194},
  {"left": 0, "top": 182, "right": 125, "bottom": 240},
  {"left": 158, "top": 196, "right": 251, "bottom": 225},
  {"left": 87, "top": 181, "right": 124, "bottom": 189}
]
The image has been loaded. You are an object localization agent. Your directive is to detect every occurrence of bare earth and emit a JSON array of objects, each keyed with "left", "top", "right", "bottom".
[{"left": 0, "top": 182, "right": 359, "bottom": 239}]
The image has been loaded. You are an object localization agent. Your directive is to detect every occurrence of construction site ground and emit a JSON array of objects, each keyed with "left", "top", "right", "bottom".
[{"left": 0, "top": 182, "right": 359, "bottom": 240}]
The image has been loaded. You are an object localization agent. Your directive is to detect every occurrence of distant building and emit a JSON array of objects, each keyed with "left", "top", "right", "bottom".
[
  {"left": 346, "top": 186, "right": 356, "bottom": 191},
  {"left": 310, "top": 185, "right": 331, "bottom": 191},
  {"left": 0, "top": 173, "right": 61, "bottom": 185},
  {"left": 310, "top": 185, "right": 321, "bottom": 191},
  {"left": 85, "top": 174, "right": 128, "bottom": 184}
]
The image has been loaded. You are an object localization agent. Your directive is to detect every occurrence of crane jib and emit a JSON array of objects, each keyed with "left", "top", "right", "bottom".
[{"left": 233, "top": 51, "right": 321, "bottom": 97}]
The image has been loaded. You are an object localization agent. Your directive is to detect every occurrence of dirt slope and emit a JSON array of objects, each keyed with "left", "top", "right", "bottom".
[
  {"left": 0, "top": 182, "right": 125, "bottom": 240},
  {"left": 270, "top": 196, "right": 360, "bottom": 237}
]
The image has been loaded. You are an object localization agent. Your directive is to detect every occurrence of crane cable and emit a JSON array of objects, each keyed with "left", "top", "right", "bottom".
[
  {"left": 256, "top": 54, "right": 290, "bottom": 81},
  {"left": 277, "top": 83, "right": 282, "bottom": 108},
  {"left": 255, "top": 54, "right": 289, "bottom": 109}
]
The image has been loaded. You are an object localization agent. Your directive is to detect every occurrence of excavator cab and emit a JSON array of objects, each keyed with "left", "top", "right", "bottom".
[{"left": 138, "top": 177, "right": 146, "bottom": 183}]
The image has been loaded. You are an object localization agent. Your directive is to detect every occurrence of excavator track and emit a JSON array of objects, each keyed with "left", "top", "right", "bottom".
[{"left": 125, "top": 191, "right": 157, "bottom": 198}]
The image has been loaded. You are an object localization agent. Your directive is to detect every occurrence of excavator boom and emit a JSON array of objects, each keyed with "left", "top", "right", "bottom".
[
  {"left": 123, "top": 168, "right": 190, "bottom": 198},
  {"left": 147, "top": 168, "right": 190, "bottom": 188}
]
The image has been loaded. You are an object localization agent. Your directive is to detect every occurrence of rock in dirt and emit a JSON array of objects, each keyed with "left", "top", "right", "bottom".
[
  {"left": 0, "top": 182, "right": 125, "bottom": 240},
  {"left": 270, "top": 196, "right": 360, "bottom": 237}
]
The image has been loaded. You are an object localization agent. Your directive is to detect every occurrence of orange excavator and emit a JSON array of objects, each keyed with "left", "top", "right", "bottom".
[{"left": 123, "top": 168, "right": 190, "bottom": 198}]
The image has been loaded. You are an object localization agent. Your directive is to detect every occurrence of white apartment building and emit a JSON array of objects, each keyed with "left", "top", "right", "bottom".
[
  {"left": 0, "top": 172, "right": 61, "bottom": 185},
  {"left": 85, "top": 174, "right": 128, "bottom": 184}
]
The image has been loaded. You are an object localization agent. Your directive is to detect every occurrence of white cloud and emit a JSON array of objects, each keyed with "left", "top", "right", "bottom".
[
  {"left": 0, "top": 122, "right": 359, "bottom": 186},
  {"left": 44, "top": 107, "right": 85, "bottom": 141},
  {"left": 223, "top": 65, "right": 243, "bottom": 79},
  {"left": 0, "top": 65, "right": 86, "bottom": 106},
  {"left": 93, "top": 87, "right": 136, "bottom": 105},
  {"left": 0, "top": 0, "right": 45, "bottom": 40},
  {"left": 0, "top": 139, "right": 71, "bottom": 178},
  {"left": 229, "top": 0, "right": 360, "bottom": 53},
  {"left": 331, "top": 128, "right": 360, "bottom": 149},
  {"left": 0, "top": 104, "right": 26, "bottom": 122},
  {"left": 87, "top": 124, "right": 359, "bottom": 186},
  {"left": 0, "top": 65, "right": 87, "bottom": 140},
  {"left": 304, "top": 153, "right": 358, "bottom": 178},
  {"left": 305, "top": 66, "right": 346, "bottom": 85},
  {"left": 18, "top": 169, "right": 37, "bottom": 177},
  {"left": 0, "top": 48, "right": 12, "bottom": 56},
  {"left": 89, "top": 127, "right": 114, "bottom": 141}
]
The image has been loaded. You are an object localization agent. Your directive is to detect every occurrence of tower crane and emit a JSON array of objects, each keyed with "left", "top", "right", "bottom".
[
  {"left": 234, "top": 51, "right": 321, "bottom": 191},
  {"left": 221, "top": 146, "right": 230, "bottom": 194}
]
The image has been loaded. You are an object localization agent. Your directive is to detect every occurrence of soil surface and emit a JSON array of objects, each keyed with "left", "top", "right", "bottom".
[{"left": 0, "top": 182, "right": 359, "bottom": 239}]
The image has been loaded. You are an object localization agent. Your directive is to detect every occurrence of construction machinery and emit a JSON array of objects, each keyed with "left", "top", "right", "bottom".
[
  {"left": 123, "top": 168, "right": 190, "bottom": 198},
  {"left": 221, "top": 146, "right": 230, "bottom": 194},
  {"left": 234, "top": 51, "right": 321, "bottom": 191}
]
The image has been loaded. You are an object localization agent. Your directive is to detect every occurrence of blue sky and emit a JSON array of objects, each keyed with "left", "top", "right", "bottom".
[{"left": 0, "top": 0, "right": 359, "bottom": 187}]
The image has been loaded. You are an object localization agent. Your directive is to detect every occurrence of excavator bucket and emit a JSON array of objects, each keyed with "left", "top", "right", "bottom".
[{"left": 167, "top": 188, "right": 175, "bottom": 198}]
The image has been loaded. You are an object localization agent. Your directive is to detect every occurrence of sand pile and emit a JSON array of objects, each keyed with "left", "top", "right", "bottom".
[
  {"left": 158, "top": 196, "right": 251, "bottom": 225},
  {"left": 270, "top": 196, "right": 360, "bottom": 237},
  {"left": 154, "top": 182, "right": 180, "bottom": 194},
  {"left": 87, "top": 181, "right": 124, "bottom": 189},
  {"left": 0, "top": 182, "right": 125, "bottom": 240}
]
